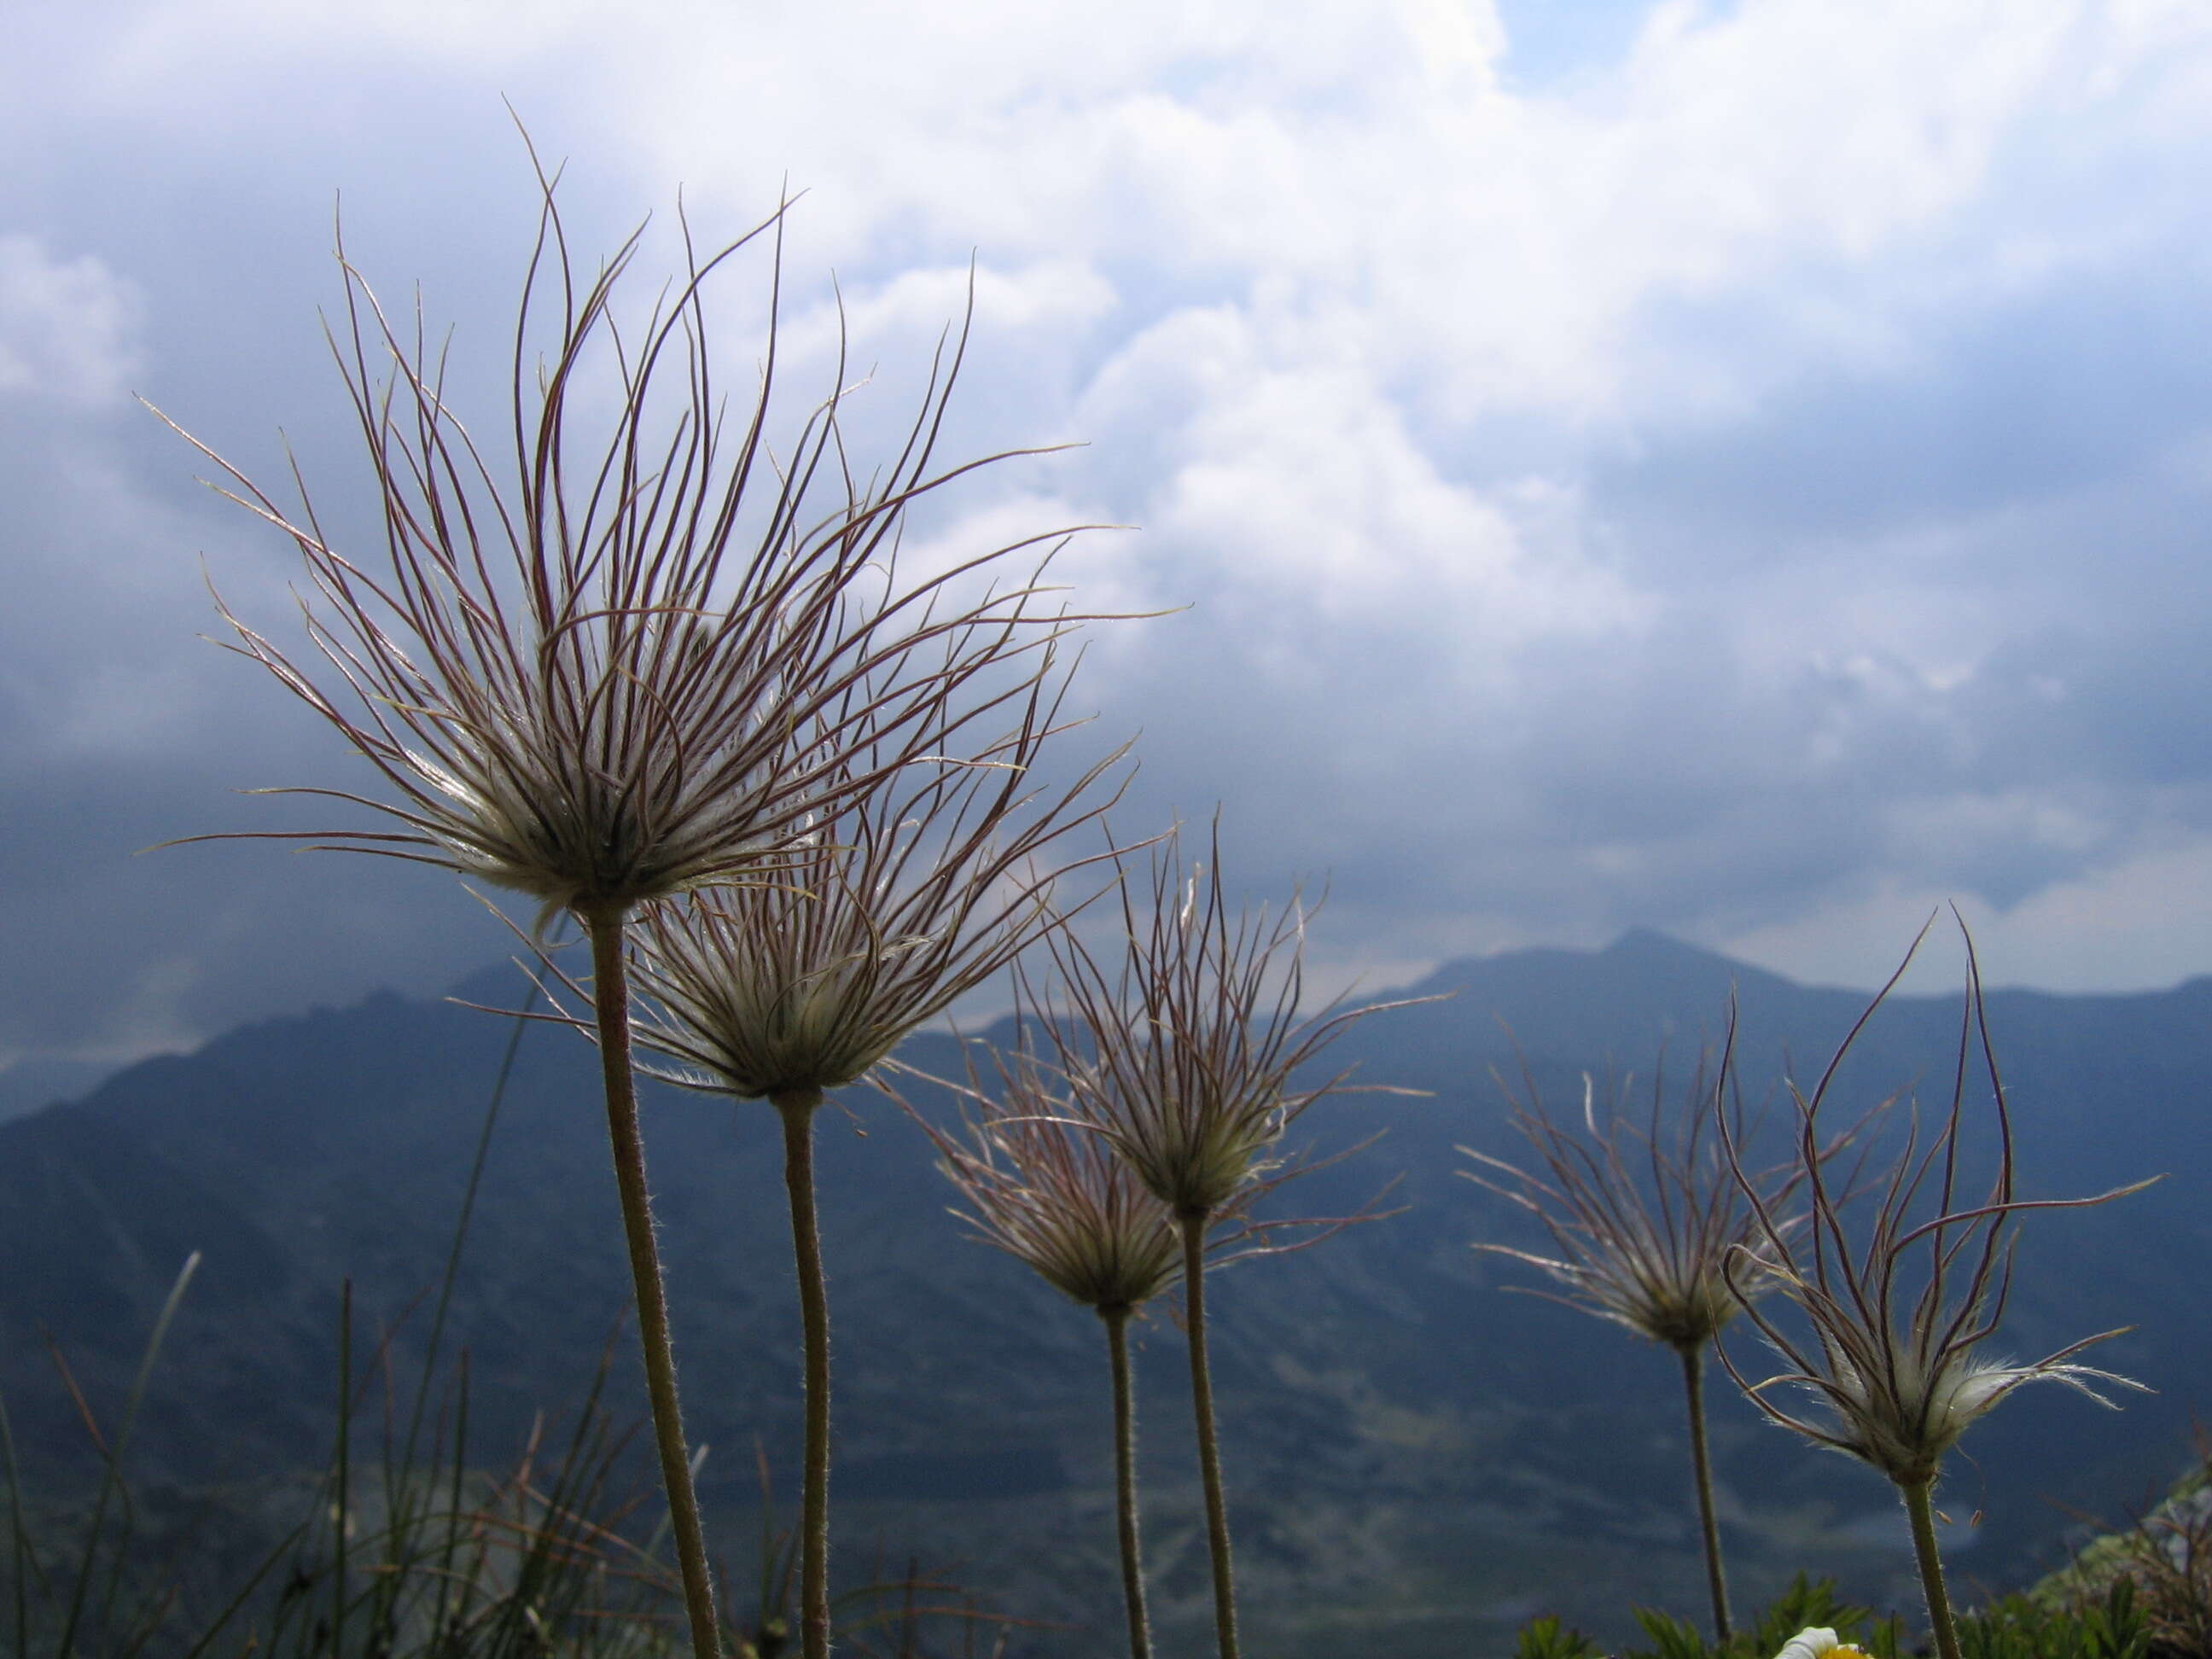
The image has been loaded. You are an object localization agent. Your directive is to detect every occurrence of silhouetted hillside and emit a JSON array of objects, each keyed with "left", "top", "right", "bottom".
[{"left": 3, "top": 934, "right": 2204, "bottom": 1656}]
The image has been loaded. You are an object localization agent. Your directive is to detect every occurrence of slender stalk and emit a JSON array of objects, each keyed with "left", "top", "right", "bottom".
[
  {"left": 2, "top": 1387, "right": 32, "bottom": 1659},
  {"left": 1901, "top": 1475, "right": 1962, "bottom": 1659},
  {"left": 404, "top": 974, "right": 533, "bottom": 1472},
  {"left": 44, "top": 1253, "right": 200, "bottom": 1658},
  {"left": 333, "top": 1278, "right": 351, "bottom": 1654},
  {"left": 1099, "top": 1305, "right": 1153, "bottom": 1659},
  {"left": 432, "top": 1348, "right": 472, "bottom": 1651},
  {"left": 774, "top": 1086, "right": 833, "bottom": 1659},
  {"left": 583, "top": 905, "right": 721, "bottom": 1659},
  {"left": 1178, "top": 1212, "right": 1240, "bottom": 1659},
  {"left": 1675, "top": 1342, "right": 1732, "bottom": 1643}
]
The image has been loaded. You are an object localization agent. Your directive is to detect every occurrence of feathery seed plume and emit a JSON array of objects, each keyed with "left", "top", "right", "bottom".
[
  {"left": 172, "top": 142, "right": 1119, "bottom": 1659},
  {"left": 1716, "top": 915, "right": 2157, "bottom": 1659}
]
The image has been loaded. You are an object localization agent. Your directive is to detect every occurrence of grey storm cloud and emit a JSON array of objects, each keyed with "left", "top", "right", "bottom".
[{"left": 5, "top": 0, "right": 2212, "bottom": 1078}]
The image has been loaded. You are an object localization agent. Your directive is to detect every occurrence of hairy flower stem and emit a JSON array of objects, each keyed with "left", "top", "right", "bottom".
[
  {"left": 1902, "top": 1476, "right": 1962, "bottom": 1659},
  {"left": 1179, "top": 1211, "right": 1241, "bottom": 1659},
  {"left": 583, "top": 906, "right": 721, "bottom": 1659},
  {"left": 1100, "top": 1305, "right": 1154, "bottom": 1659},
  {"left": 775, "top": 1086, "right": 834, "bottom": 1659},
  {"left": 1676, "top": 1342, "right": 1732, "bottom": 1643}
]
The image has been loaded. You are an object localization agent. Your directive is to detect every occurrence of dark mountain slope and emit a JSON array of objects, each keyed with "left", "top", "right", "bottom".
[{"left": 2, "top": 935, "right": 2205, "bottom": 1657}]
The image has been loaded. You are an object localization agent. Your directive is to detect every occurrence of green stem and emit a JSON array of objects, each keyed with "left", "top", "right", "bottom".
[
  {"left": 404, "top": 972, "right": 533, "bottom": 1474},
  {"left": 1101, "top": 1305, "right": 1153, "bottom": 1659},
  {"left": 1676, "top": 1343, "right": 1732, "bottom": 1644},
  {"left": 51, "top": 1253, "right": 201, "bottom": 1659},
  {"left": 1901, "top": 1474, "right": 1962, "bottom": 1659},
  {"left": 3, "top": 1386, "right": 32, "bottom": 1659},
  {"left": 775, "top": 1086, "right": 832, "bottom": 1659},
  {"left": 1179, "top": 1211, "right": 1240, "bottom": 1659},
  {"left": 333, "top": 1278, "right": 350, "bottom": 1656},
  {"left": 583, "top": 905, "right": 721, "bottom": 1659}
]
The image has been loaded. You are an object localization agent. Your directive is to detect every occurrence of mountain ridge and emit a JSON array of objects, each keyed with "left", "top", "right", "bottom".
[{"left": 3, "top": 930, "right": 2205, "bottom": 1656}]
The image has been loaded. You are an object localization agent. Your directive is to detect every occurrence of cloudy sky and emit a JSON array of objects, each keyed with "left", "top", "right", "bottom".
[{"left": 4, "top": 0, "right": 2210, "bottom": 1082}]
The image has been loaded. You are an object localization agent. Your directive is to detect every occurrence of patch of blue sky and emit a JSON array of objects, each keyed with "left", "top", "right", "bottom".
[{"left": 1492, "top": 0, "right": 1740, "bottom": 93}]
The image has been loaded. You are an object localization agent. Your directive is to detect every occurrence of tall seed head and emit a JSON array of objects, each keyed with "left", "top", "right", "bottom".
[
  {"left": 1715, "top": 915, "right": 2155, "bottom": 1489},
  {"left": 166, "top": 147, "right": 1099, "bottom": 922},
  {"left": 1466, "top": 1039, "right": 1861, "bottom": 1355},
  {"left": 608, "top": 670, "right": 1128, "bottom": 1102},
  {"left": 1028, "top": 818, "right": 1422, "bottom": 1221},
  {"left": 919, "top": 1044, "right": 1185, "bottom": 1314}
]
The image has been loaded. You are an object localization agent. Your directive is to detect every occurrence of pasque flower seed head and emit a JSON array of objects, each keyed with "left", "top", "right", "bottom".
[
  {"left": 166, "top": 154, "right": 1100, "bottom": 926},
  {"left": 1717, "top": 915, "right": 2155, "bottom": 1490}
]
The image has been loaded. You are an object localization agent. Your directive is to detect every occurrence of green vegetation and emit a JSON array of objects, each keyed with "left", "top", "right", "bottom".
[
  {"left": 0, "top": 1009, "right": 1014, "bottom": 1659},
  {"left": 2, "top": 1299, "right": 1014, "bottom": 1657},
  {"left": 1512, "top": 1572, "right": 2168, "bottom": 1659}
]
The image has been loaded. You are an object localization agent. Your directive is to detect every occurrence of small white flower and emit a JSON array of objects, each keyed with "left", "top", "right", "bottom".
[{"left": 1772, "top": 1627, "right": 1863, "bottom": 1659}]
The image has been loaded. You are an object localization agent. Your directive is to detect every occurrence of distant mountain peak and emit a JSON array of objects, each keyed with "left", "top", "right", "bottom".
[
  {"left": 1412, "top": 928, "right": 1780, "bottom": 998},
  {"left": 1603, "top": 926, "right": 1727, "bottom": 963},
  {"left": 1600, "top": 928, "right": 1811, "bottom": 994}
]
